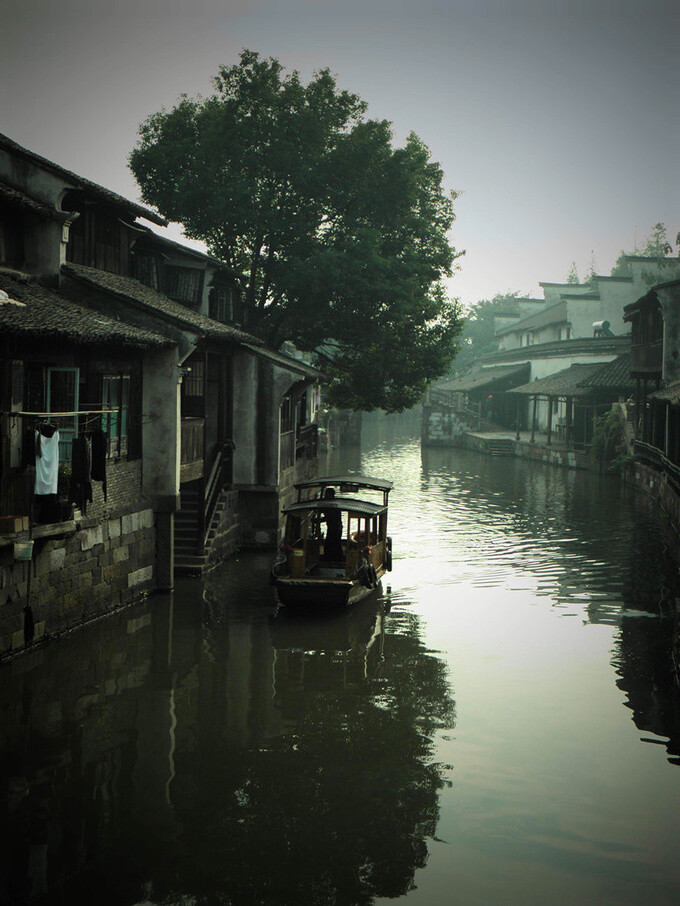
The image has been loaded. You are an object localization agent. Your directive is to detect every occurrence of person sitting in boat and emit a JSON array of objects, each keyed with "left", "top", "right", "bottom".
[{"left": 320, "top": 487, "right": 344, "bottom": 562}]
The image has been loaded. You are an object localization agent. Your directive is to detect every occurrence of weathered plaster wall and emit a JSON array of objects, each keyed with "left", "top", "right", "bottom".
[{"left": 232, "top": 351, "right": 258, "bottom": 486}]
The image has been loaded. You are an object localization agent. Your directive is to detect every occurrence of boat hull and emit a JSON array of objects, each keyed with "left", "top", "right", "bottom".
[{"left": 273, "top": 574, "right": 382, "bottom": 609}]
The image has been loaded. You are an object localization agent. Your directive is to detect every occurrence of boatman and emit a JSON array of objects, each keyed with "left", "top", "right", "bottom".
[{"left": 321, "top": 487, "right": 344, "bottom": 562}]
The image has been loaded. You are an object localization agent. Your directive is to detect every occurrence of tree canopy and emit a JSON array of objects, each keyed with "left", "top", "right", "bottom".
[
  {"left": 450, "top": 292, "right": 521, "bottom": 373},
  {"left": 611, "top": 222, "right": 674, "bottom": 277},
  {"left": 130, "top": 50, "right": 463, "bottom": 411}
]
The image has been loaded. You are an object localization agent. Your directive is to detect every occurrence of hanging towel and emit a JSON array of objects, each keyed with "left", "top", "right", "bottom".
[
  {"left": 34, "top": 430, "right": 60, "bottom": 495},
  {"left": 90, "top": 429, "right": 108, "bottom": 501}
]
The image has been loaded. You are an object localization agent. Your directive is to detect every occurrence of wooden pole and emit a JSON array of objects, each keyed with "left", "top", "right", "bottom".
[
  {"left": 530, "top": 395, "right": 537, "bottom": 444},
  {"left": 566, "top": 396, "right": 573, "bottom": 447},
  {"left": 547, "top": 396, "right": 553, "bottom": 446}
]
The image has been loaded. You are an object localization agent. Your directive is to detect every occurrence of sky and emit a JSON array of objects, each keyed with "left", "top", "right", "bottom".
[{"left": 1, "top": 0, "right": 677, "bottom": 308}]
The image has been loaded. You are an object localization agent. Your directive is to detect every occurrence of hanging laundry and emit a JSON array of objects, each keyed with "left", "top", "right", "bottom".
[
  {"left": 34, "top": 428, "right": 59, "bottom": 495},
  {"left": 90, "top": 429, "right": 108, "bottom": 501},
  {"left": 69, "top": 435, "right": 92, "bottom": 515},
  {"left": 22, "top": 426, "right": 39, "bottom": 467}
]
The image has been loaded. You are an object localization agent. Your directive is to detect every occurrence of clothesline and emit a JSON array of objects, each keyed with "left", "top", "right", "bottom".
[{"left": 6, "top": 409, "right": 120, "bottom": 417}]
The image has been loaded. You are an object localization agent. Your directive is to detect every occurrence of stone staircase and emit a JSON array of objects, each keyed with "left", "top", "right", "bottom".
[
  {"left": 174, "top": 482, "right": 230, "bottom": 574},
  {"left": 484, "top": 437, "right": 516, "bottom": 457}
]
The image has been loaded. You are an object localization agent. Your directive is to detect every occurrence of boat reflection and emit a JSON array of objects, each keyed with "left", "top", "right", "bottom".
[{"left": 269, "top": 594, "right": 388, "bottom": 688}]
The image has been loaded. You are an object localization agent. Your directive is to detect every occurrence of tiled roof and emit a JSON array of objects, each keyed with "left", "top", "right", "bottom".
[
  {"left": 649, "top": 380, "right": 680, "bottom": 404},
  {"left": 62, "top": 264, "right": 262, "bottom": 346},
  {"left": 579, "top": 353, "right": 633, "bottom": 390},
  {"left": 496, "top": 302, "right": 568, "bottom": 337},
  {"left": 508, "top": 364, "right": 603, "bottom": 397},
  {"left": 241, "top": 342, "right": 322, "bottom": 380},
  {"left": 0, "top": 132, "right": 166, "bottom": 226},
  {"left": 480, "top": 335, "right": 630, "bottom": 365},
  {"left": 0, "top": 178, "right": 58, "bottom": 220},
  {"left": 0, "top": 270, "right": 171, "bottom": 348},
  {"left": 437, "top": 363, "right": 530, "bottom": 392}
]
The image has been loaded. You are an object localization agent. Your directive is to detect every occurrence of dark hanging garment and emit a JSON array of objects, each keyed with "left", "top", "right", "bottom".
[
  {"left": 22, "top": 427, "right": 38, "bottom": 467},
  {"left": 90, "top": 429, "right": 108, "bottom": 501},
  {"left": 23, "top": 606, "right": 34, "bottom": 646},
  {"left": 69, "top": 435, "right": 92, "bottom": 515}
]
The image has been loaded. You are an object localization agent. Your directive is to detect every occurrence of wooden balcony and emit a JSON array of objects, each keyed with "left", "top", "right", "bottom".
[
  {"left": 180, "top": 417, "right": 204, "bottom": 483},
  {"left": 630, "top": 341, "right": 662, "bottom": 375}
]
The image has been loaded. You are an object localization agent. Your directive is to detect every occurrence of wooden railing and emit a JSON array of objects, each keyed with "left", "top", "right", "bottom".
[
  {"left": 635, "top": 440, "right": 680, "bottom": 495},
  {"left": 202, "top": 446, "right": 229, "bottom": 546},
  {"left": 280, "top": 430, "right": 295, "bottom": 471},
  {"left": 296, "top": 423, "right": 318, "bottom": 460}
]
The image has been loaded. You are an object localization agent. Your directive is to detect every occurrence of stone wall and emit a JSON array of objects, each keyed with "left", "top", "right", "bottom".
[
  {"left": 626, "top": 461, "right": 680, "bottom": 547},
  {"left": 514, "top": 440, "right": 590, "bottom": 471},
  {"left": 421, "top": 407, "right": 466, "bottom": 445},
  {"left": 0, "top": 507, "right": 156, "bottom": 657}
]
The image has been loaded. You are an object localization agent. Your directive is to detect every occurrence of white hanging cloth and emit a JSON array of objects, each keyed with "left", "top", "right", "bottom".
[{"left": 34, "top": 430, "right": 60, "bottom": 495}]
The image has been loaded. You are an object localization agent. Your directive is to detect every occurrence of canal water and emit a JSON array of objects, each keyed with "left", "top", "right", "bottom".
[{"left": 2, "top": 419, "right": 680, "bottom": 905}]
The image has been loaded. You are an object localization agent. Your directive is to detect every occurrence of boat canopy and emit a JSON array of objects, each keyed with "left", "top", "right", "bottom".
[
  {"left": 294, "top": 475, "right": 393, "bottom": 493},
  {"left": 282, "top": 497, "right": 386, "bottom": 518}
]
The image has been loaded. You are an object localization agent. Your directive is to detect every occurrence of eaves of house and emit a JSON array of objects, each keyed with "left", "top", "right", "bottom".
[
  {"left": 495, "top": 301, "right": 568, "bottom": 337},
  {"left": 0, "top": 269, "right": 171, "bottom": 349},
  {"left": 62, "top": 263, "right": 260, "bottom": 346},
  {"left": 480, "top": 335, "right": 630, "bottom": 365},
  {"left": 0, "top": 132, "right": 166, "bottom": 226}
]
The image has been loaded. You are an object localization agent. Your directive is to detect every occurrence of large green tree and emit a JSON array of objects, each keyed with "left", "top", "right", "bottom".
[
  {"left": 450, "top": 292, "right": 521, "bottom": 374},
  {"left": 130, "top": 50, "right": 463, "bottom": 411},
  {"left": 611, "top": 222, "right": 674, "bottom": 277}
]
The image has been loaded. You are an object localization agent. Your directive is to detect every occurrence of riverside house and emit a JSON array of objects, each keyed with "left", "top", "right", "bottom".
[{"left": 0, "top": 132, "right": 321, "bottom": 654}]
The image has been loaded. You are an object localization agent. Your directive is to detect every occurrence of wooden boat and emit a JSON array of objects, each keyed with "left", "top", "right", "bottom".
[{"left": 271, "top": 475, "right": 393, "bottom": 609}]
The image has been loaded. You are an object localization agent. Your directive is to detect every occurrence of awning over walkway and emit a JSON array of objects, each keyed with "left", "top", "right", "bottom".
[
  {"left": 438, "top": 362, "right": 530, "bottom": 393},
  {"left": 649, "top": 380, "right": 680, "bottom": 404},
  {"left": 508, "top": 363, "right": 602, "bottom": 398},
  {"left": 241, "top": 342, "right": 323, "bottom": 379},
  {"left": 578, "top": 353, "right": 634, "bottom": 392}
]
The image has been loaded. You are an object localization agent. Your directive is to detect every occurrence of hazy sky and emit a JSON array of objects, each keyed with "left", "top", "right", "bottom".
[{"left": 1, "top": 0, "right": 677, "bottom": 307}]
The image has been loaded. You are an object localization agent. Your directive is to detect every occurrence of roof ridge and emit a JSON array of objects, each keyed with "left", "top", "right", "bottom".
[{"left": 0, "top": 132, "right": 167, "bottom": 226}]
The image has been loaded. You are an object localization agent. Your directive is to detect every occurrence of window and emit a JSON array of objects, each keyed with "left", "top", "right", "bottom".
[
  {"left": 183, "top": 360, "right": 204, "bottom": 398},
  {"left": 46, "top": 367, "right": 79, "bottom": 460},
  {"left": 102, "top": 374, "right": 130, "bottom": 457},
  {"left": 164, "top": 266, "right": 202, "bottom": 306},
  {"left": 280, "top": 393, "right": 294, "bottom": 434},
  {"left": 95, "top": 219, "right": 121, "bottom": 273},
  {"left": 131, "top": 251, "right": 159, "bottom": 289},
  {"left": 209, "top": 283, "right": 233, "bottom": 322}
]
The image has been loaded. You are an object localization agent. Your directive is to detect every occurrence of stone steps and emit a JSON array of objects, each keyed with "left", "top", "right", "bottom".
[
  {"left": 174, "top": 485, "right": 230, "bottom": 574},
  {"left": 484, "top": 438, "right": 516, "bottom": 456}
]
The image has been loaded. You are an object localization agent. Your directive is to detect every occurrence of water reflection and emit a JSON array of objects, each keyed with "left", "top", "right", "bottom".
[
  {"left": 2, "top": 428, "right": 680, "bottom": 903},
  {"left": 0, "top": 563, "right": 455, "bottom": 904}
]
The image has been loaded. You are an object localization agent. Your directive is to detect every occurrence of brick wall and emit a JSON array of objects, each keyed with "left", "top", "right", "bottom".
[
  {"left": 81, "top": 459, "right": 152, "bottom": 520},
  {"left": 421, "top": 406, "right": 466, "bottom": 445}
]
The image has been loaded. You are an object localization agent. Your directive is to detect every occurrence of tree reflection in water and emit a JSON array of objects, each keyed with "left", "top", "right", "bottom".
[{"left": 159, "top": 595, "right": 456, "bottom": 905}]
